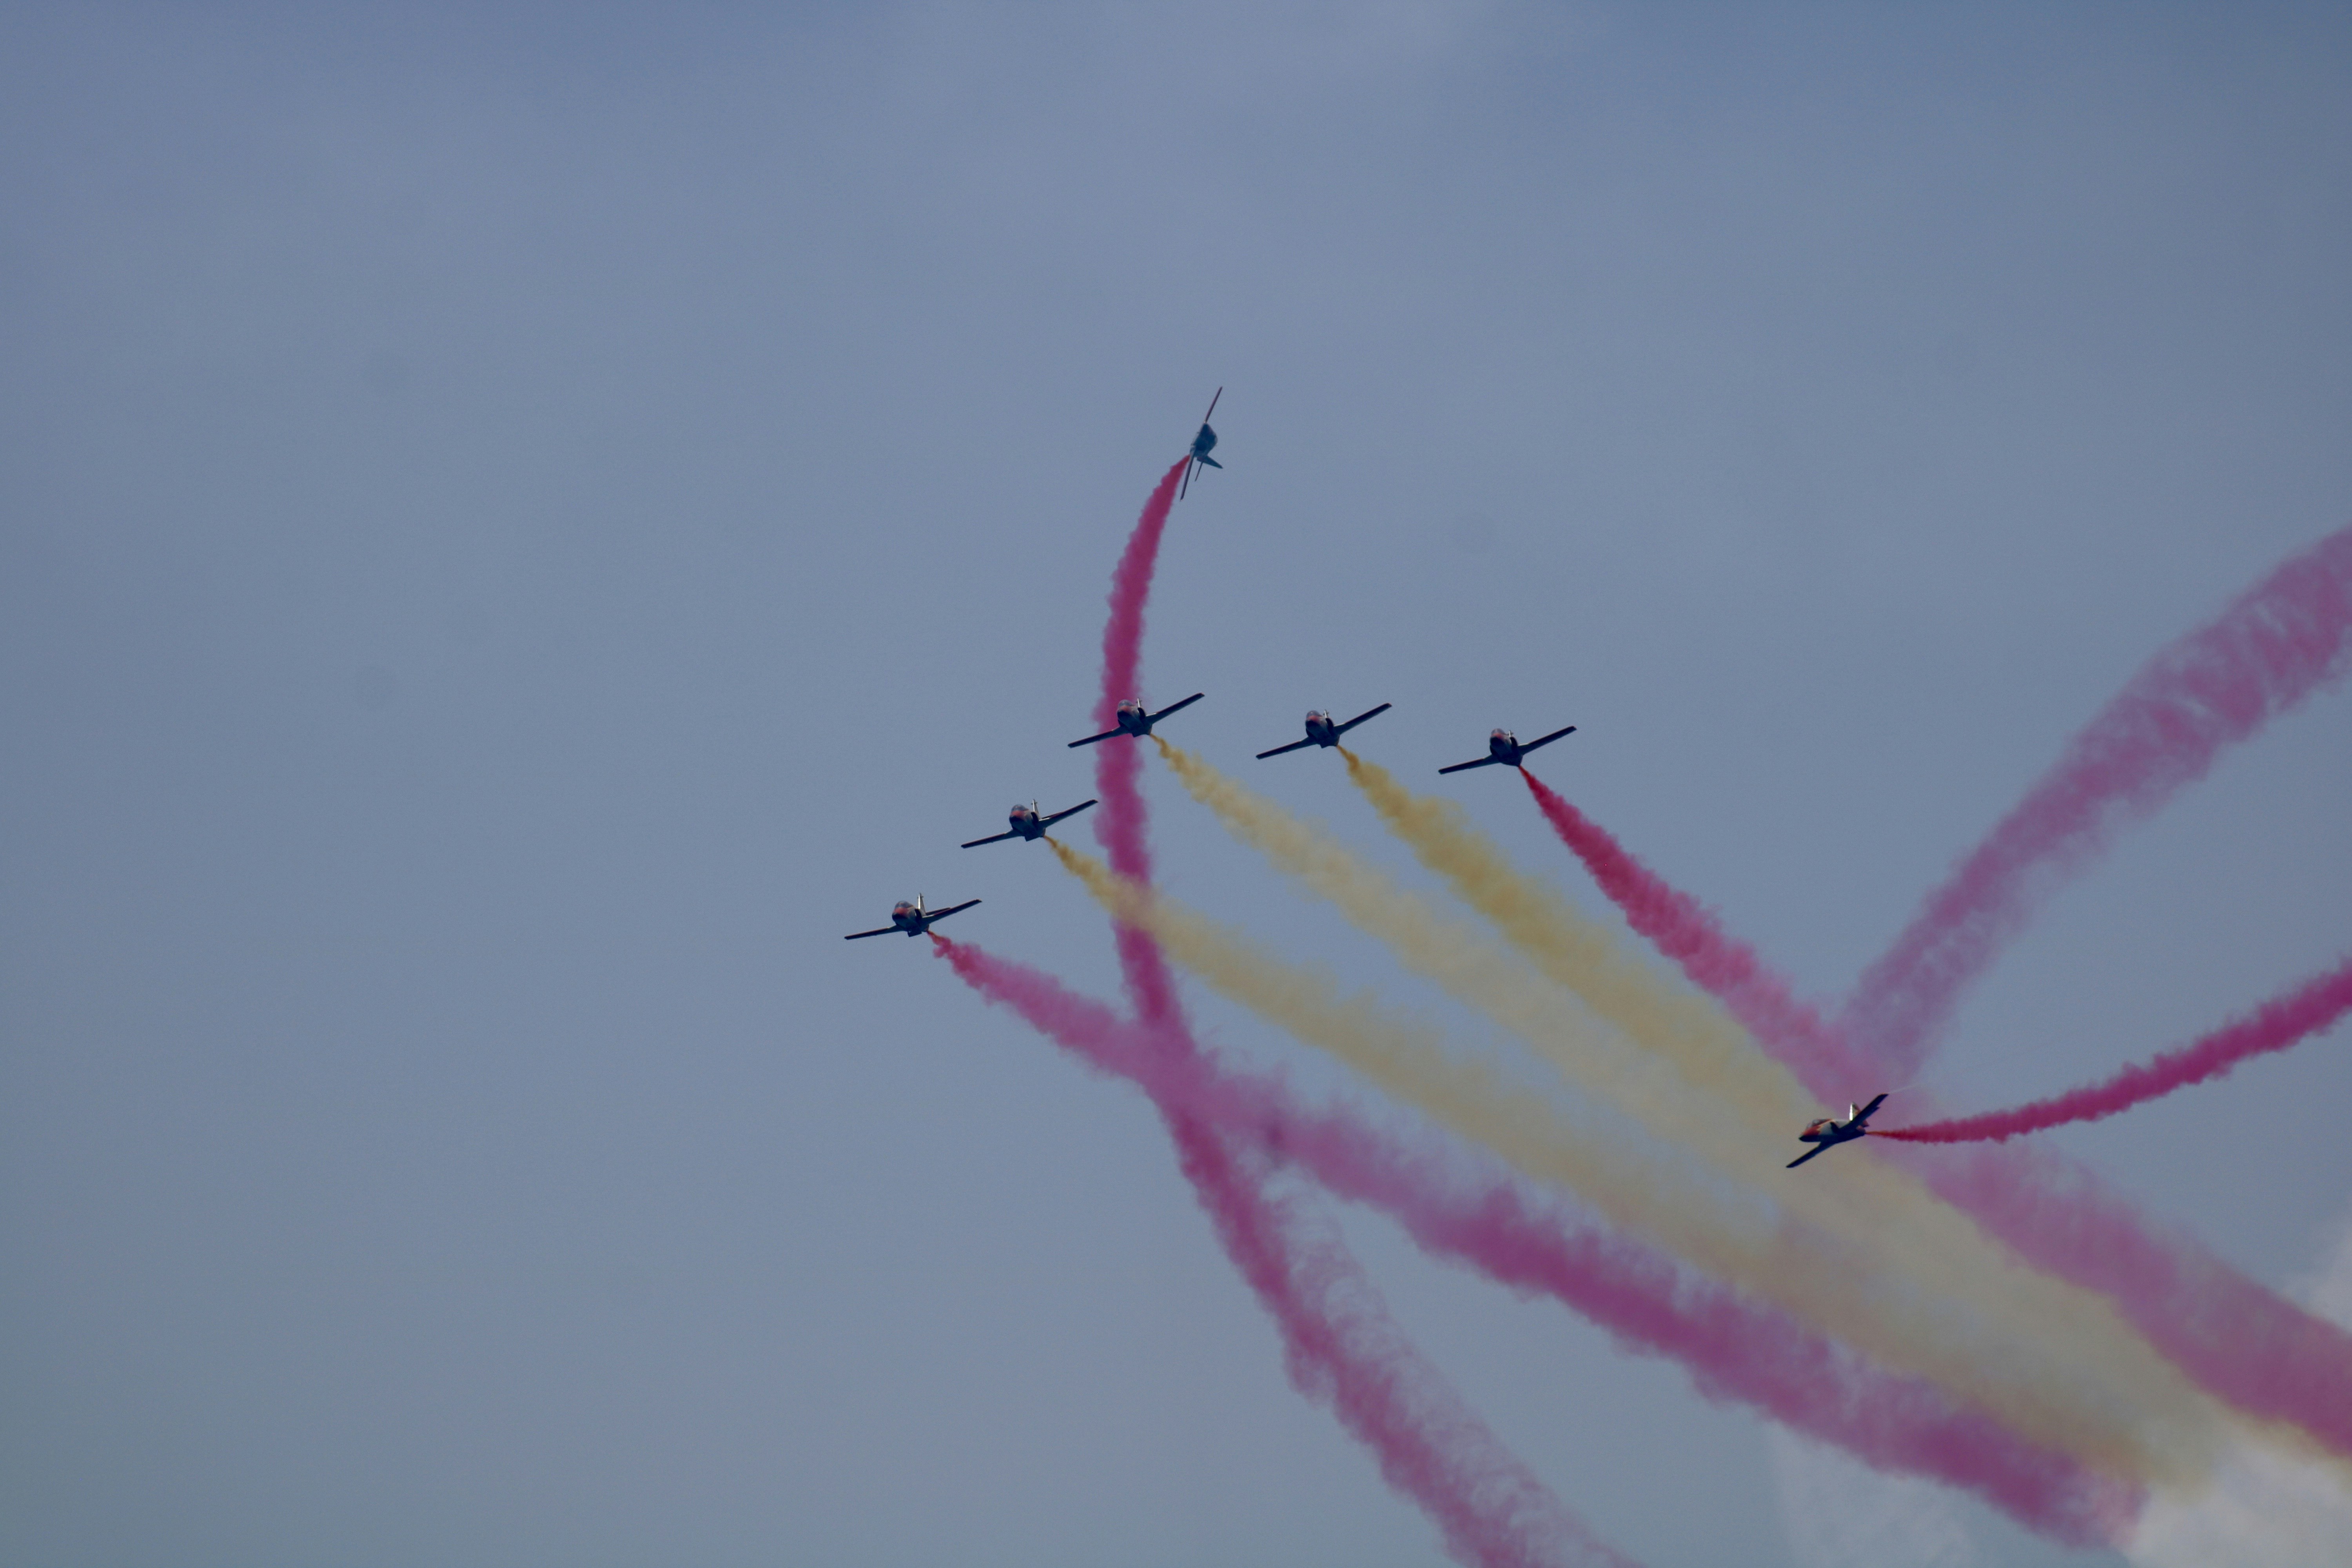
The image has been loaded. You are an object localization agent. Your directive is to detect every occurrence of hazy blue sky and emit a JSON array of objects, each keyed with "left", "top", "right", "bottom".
[{"left": 4, "top": 5, "right": 2349, "bottom": 1565}]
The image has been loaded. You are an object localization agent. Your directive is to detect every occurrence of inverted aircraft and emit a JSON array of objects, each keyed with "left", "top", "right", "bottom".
[
  {"left": 962, "top": 799, "right": 1098, "bottom": 847},
  {"left": 1438, "top": 724, "right": 1578, "bottom": 774},
  {"left": 1256, "top": 703, "right": 1393, "bottom": 759},
  {"left": 1785, "top": 1093, "right": 1889, "bottom": 1169},
  {"left": 844, "top": 894, "right": 982, "bottom": 940},
  {"left": 1180, "top": 387, "right": 1222, "bottom": 500},
  {"left": 1069, "top": 693, "right": 1205, "bottom": 748}
]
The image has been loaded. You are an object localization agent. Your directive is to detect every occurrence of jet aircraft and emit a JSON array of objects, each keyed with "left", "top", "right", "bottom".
[
  {"left": 1785, "top": 1093, "right": 1889, "bottom": 1169},
  {"left": 844, "top": 894, "right": 982, "bottom": 940},
  {"left": 961, "top": 799, "right": 1098, "bottom": 847},
  {"left": 1438, "top": 724, "right": 1578, "bottom": 774},
  {"left": 1180, "top": 387, "right": 1222, "bottom": 500},
  {"left": 1069, "top": 693, "right": 1205, "bottom": 748},
  {"left": 1256, "top": 703, "right": 1393, "bottom": 759}
]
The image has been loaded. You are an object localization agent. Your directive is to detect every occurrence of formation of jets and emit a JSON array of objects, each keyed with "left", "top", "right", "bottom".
[{"left": 845, "top": 393, "right": 1892, "bottom": 1166}]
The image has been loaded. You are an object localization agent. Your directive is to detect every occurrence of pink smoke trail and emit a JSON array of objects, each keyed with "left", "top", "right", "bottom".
[
  {"left": 1844, "top": 523, "right": 2352, "bottom": 1082},
  {"left": 1075, "top": 462, "right": 1632, "bottom": 1567},
  {"left": 933, "top": 933, "right": 2138, "bottom": 1547},
  {"left": 1517, "top": 771, "right": 2352, "bottom": 1459},
  {"left": 1879, "top": 955, "right": 2352, "bottom": 1143},
  {"left": 1518, "top": 768, "right": 1866, "bottom": 1104}
]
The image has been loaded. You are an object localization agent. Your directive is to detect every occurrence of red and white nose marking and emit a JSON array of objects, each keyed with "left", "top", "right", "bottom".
[
  {"left": 893, "top": 902, "right": 916, "bottom": 918},
  {"left": 1492, "top": 728, "right": 1512, "bottom": 742},
  {"left": 1307, "top": 710, "right": 1328, "bottom": 725}
]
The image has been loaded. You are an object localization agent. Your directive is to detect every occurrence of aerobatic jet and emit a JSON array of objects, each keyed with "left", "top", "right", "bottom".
[
  {"left": 1256, "top": 703, "right": 1393, "bottom": 759},
  {"left": 1068, "top": 693, "right": 1205, "bottom": 748},
  {"left": 1438, "top": 724, "right": 1578, "bottom": 774},
  {"left": 962, "top": 799, "right": 1098, "bottom": 847},
  {"left": 1180, "top": 388, "right": 1222, "bottom": 500},
  {"left": 844, "top": 894, "right": 982, "bottom": 940},
  {"left": 1785, "top": 1094, "right": 1889, "bottom": 1169}
]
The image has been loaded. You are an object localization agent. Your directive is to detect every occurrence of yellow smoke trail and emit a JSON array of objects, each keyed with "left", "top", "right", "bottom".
[
  {"left": 1337, "top": 747, "right": 1822, "bottom": 1134},
  {"left": 1058, "top": 800, "right": 2251, "bottom": 1490}
]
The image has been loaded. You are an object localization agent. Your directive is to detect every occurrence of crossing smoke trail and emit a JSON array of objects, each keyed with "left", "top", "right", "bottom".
[
  {"left": 1514, "top": 769, "right": 1864, "bottom": 1102},
  {"left": 1877, "top": 955, "right": 2352, "bottom": 1144},
  {"left": 1052, "top": 835, "right": 2238, "bottom": 1490},
  {"left": 1844, "top": 522, "right": 2352, "bottom": 1084},
  {"left": 1148, "top": 745, "right": 2280, "bottom": 1485},
  {"left": 1515, "top": 768, "right": 2352, "bottom": 1462},
  {"left": 931, "top": 931, "right": 2138, "bottom": 1544},
  {"left": 1066, "top": 459, "right": 1631, "bottom": 1568}
]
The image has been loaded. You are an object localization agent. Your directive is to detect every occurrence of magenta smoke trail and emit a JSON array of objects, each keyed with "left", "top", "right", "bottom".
[
  {"left": 933, "top": 934, "right": 2137, "bottom": 1547},
  {"left": 1517, "top": 770, "right": 2352, "bottom": 1460},
  {"left": 1517, "top": 769, "right": 1865, "bottom": 1105},
  {"left": 1071, "top": 461, "right": 1632, "bottom": 1568},
  {"left": 1880, "top": 955, "right": 2352, "bottom": 1144},
  {"left": 1844, "top": 522, "right": 2352, "bottom": 1083}
]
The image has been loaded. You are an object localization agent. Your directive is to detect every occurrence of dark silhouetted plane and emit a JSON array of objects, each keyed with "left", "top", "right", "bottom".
[
  {"left": 1256, "top": 704, "right": 1392, "bottom": 759},
  {"left": 844, "top": 895, "right": 981, "bottom": 940},
  {"left": 1069, "top": 693, "right": 1204, "bottom": 748},
  {"left": 1438, "top": 724, "right": 1577, "bottom": 774},
  {"left": 1181, "top": 388, "right": 1222, "bottom": 500},
  {"left": 1786, "top": 1094, "right": 1889, "bottom": 1169},
  {"left": 962, "top": 799, "right": 1098, "bottom": 847}
]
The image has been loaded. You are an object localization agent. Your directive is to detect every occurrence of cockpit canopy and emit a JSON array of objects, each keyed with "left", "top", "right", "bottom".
[
  {"left": 1492, "top": 728, "right": 1514, "bottom": 742},
  {"left": 1307, "top": 710, "right": 1329, "bottom": 724},
  {"left": 893, "top": 902, "right": 916, "bottom": 917}
]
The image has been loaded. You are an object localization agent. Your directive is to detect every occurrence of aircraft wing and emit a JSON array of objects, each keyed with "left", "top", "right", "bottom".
[
  {"left": 1149, "top": 692, "right": 1205, "bottom": 722},
  {"left": 1040, "top": 799, "right": 1098, "bottom": 828},
  {"left": 1068, "top": 727, "right": 1122, "bottom": 748},
  {"left": 1336, "top": 702, "right": 1392, "bottom": 735},
  {"left": 1785, "top": 1143, "right": 1831, "bottom": 1170},
  {"left": 927, "top": 899, "right": 981, "bottom": 922},
  {"left": 1438, "top": 755, "right": 1499, "bottom": 775},
  {"left": 844, "top": 926, "right": 898, "bottom": 940},
  {"left": 1256, "top": 737, "right": 1315, "bottom": 759},
  {"left": 1521, "top": 724, "right": 1578, "bottom": 754},
  {"left": 960, "top": 829, "right": 1020, "bottom": 848}
]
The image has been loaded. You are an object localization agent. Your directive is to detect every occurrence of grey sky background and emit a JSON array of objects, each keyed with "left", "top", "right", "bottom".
[{"left": 4, "top": 5, "right": 2349, "bottom": 1565}]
